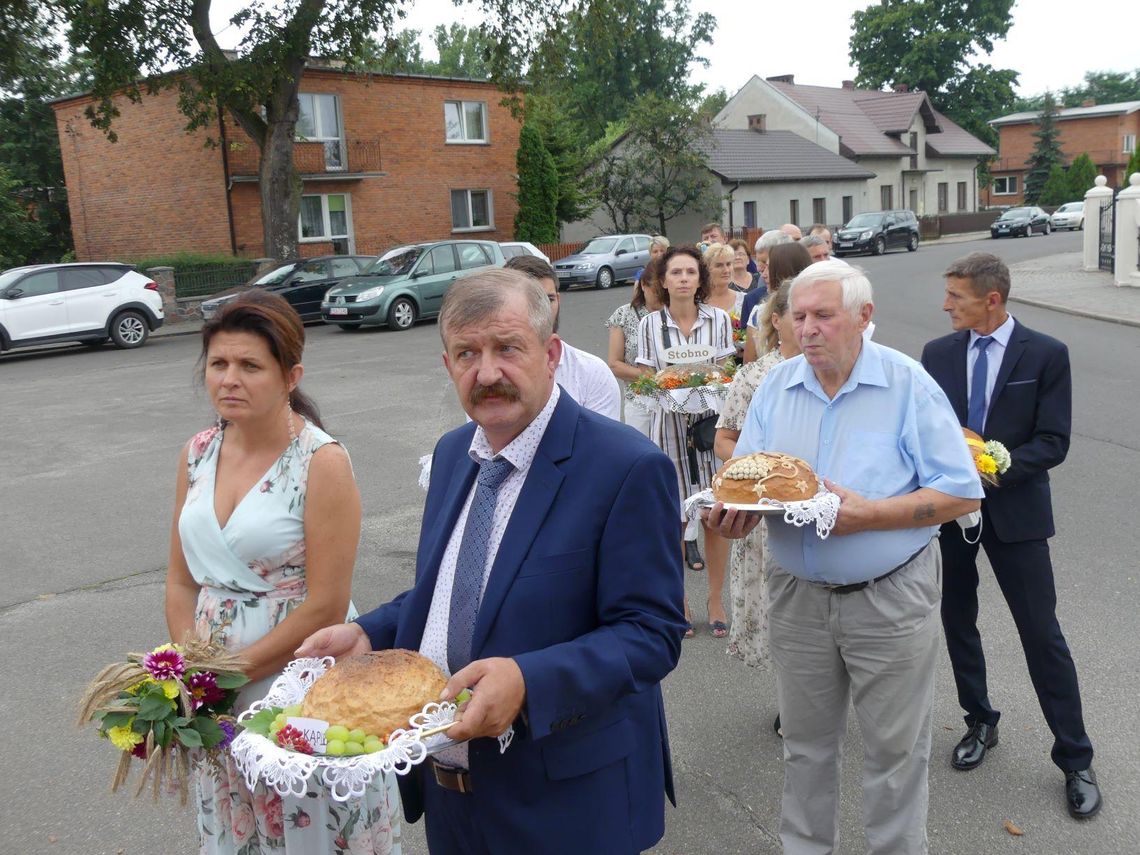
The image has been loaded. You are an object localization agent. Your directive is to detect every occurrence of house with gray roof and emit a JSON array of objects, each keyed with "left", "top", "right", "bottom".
[{"left": 714, "top": 75, "right": 994, "bottom": 217}]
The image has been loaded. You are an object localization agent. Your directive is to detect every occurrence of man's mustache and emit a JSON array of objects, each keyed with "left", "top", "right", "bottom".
[{"left": 470, "top": 382, "right": 521, "bottom": 405}]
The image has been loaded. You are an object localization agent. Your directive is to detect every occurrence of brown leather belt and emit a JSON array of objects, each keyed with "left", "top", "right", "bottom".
[{"left": 430, "top": 759, "right": 473, "bottom": 794}]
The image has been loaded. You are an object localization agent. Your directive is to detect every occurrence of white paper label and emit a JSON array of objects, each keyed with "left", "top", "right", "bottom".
[
  {"left": 286, "top": 716, "right": 329, "bottom": 753},
  {"left": 662, "top": 344, "right": 716, "bottom": 364}
]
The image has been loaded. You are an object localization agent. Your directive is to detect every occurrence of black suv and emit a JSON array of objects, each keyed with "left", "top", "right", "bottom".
[{"left": 833, "top": 210, "right": 920, "bottom": 257}]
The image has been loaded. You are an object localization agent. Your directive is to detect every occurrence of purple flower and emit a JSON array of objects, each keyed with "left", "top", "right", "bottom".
[
  {"left": 187, "top": 671, "right": 225, "bottom": 710},
  {"left": 217, "top": 718, "right": 236, "bottom": 749},
  {"left": 143, "top": 648, "right": 185, "bottom": 681}
]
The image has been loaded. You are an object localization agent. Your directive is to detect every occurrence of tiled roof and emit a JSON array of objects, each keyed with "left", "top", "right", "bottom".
[
  {"left": 927, "top": 109, "right": 994, "bottom": 156},
  {"left": 767, "top": 80, "right": 912, "bottom": 156},
  {"left": 990, "top": 100, "right": 1140, "bottom": 126},
  {"left": 698, "top": 129, "right": 877, "bottom": 182}
]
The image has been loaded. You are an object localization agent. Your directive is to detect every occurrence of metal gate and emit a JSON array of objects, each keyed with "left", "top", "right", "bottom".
[{"left": 1098, "top": 200, "right": 1115, "bottom": 272}]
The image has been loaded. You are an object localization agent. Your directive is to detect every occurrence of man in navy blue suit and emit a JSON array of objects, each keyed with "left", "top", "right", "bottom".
[
  {"left": 921, "top": 252, "right": 1101, "bottom": 819},
  {"left": 299, "top": 268, "right": 687, "bottom": 853}
]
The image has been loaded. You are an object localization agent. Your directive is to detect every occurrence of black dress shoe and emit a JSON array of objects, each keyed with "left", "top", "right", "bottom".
[
  {"left": 951, "top": 722, "right": 999, "bottom": 770},
  {"left": 1065, "top": 768, "right": 1102, "bottom": 819}
]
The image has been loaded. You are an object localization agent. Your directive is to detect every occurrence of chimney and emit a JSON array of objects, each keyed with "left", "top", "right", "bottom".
[
  {"left": 748, "top": 114, "right": 767, "bottom": 133},
  {"left": 1082, "top": 98, "right": 1096, "bottom": 107},
  {"left": 894, "top": 83, "right": 909, "bottom": 93},
  {"left": 841, "top": 80, "right": 856, "bottom": 90},
  {"left": 766, "top": 74, "right": 795, "bottom": 84}
]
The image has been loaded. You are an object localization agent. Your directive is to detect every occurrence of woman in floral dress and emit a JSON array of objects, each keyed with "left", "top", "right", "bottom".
[{"left": 165, "top": 291, "right": 400, "bottom": 854}]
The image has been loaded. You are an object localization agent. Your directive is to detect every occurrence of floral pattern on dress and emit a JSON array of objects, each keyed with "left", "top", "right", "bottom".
[
  {"left": 604, "top": 302, "right": 649, "bottom": 366},
  {"left": 716, "top": 349, "right": 784, "bottom": 668}
]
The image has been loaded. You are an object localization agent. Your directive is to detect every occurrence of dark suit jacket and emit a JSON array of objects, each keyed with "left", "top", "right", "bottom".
[
  {"left": 356, "top": 391, "right": 686, "bottom": 853},
  {"left": 921, "top": 319, "right": 1071, "bottom": 542}
]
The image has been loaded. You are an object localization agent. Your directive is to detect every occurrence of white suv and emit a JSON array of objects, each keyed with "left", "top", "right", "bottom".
[{"left": 0, "top": 263, "right": 165, "bottom": 353}]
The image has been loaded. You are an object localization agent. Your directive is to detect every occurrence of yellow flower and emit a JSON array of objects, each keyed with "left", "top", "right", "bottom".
[
  {"left": 108, "top": 725, "right": 144, "bottom": 751},
  {"left": 152, "top": 642, "right": 181, "bottom": 653},
  {"left": 159, "top": 679, "right": 180, "bottom": 699},
  {"left": 976, "top": 454, "right": 998, "bottom": 476}
]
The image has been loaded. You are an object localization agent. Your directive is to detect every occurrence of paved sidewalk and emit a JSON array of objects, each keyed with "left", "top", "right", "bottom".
[{"left": 1009, "top": 251, "right": 1140, "bottom": 328}]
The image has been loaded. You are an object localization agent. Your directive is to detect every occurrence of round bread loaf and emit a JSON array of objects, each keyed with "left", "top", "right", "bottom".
[
  {"left": 301, "top": 650, "right": 447, "bottom": 737},
  {"left": 712, "top": 452, "right": 819, "bottom": 504}
]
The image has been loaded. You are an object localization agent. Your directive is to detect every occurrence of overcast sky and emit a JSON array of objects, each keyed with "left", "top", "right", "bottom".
[{"left": 211, "top": 0, "right": 1137, "bottom": 100}]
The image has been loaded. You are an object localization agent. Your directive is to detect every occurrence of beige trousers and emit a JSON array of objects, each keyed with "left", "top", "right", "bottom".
[{"left": 768, "top": 541, "right": 941, "bottom": 855}]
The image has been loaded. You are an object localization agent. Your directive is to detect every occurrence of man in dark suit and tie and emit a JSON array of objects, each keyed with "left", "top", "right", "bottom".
[
  {"left": 921, "top": 252, "right": 1101, "bottom": 819},
  {"left": 299, "top": 268, "right": 687, "bottom": 853}
]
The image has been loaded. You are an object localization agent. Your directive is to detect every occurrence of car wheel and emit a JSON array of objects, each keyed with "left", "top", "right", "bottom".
[
  {"left": 387, "top": 297, "right": 417, "bottom": 330},
  {"left": 1043, "top": 222, "right": 1051, "bottom": 236},
  {"left": 907, "top": 233, "right": 919, "bottom": 252},
  {"left": 872, "top": 237, "right": 886, "bottom": 256},
  {"left": 110, "top": 311, "right": 149, "bottom": 348},
  {"left": 595, "top": 267, "right": 614, "bottom": 289},
  {"left": 1024, "top": 225, "right": 1032, "bottom": 237}
]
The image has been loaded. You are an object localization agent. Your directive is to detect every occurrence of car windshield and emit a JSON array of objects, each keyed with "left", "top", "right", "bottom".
[
  {"left": 251, "top": 263, "right": 299, "bottom": 286},
  {"left": 844, "top": 214, "right": 883, "bottom": 229},
  {"left": 367, "top": 246, "right": 424, "bottom": 275},
  {"left": 1059, "top": 203, "right": 1079, "bottom": 212},
  {"left": 1001, "top": 208, "right": 1031, "bottom": 220},
  {"left": 581, "top": 238, "right": 618, "bottom": 254}
]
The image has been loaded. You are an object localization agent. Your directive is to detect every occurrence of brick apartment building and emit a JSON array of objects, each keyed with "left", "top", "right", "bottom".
[
  {"left": 51, "top": 65, "right": 522, "bottom": 261},
  {"left": 985, "top": 100, "right": 1140, "bottom": 206}
]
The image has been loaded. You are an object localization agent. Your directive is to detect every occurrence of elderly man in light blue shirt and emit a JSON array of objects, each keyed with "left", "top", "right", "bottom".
[{"left": 713, "top": 259, "right": 982, "bottom": 855}]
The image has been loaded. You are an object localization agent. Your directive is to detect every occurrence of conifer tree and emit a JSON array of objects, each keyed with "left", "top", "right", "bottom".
[{"left": 1024, "top": 92, "right": 1065, "bottom": 203}]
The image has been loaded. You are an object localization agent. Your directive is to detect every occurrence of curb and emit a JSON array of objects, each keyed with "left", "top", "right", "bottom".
[
  {"left": 1008, "top": 294, "right": 1140, "bottom": 329},
  {"left": 153, "top": 324, "right": 203, "bottom": 339},
  {"left": 921, "top": 231, "right": 991, "bottom": 246}
]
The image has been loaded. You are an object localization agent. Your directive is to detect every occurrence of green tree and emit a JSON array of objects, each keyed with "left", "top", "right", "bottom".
[
  {"left": 1024, "top": 92, "right": 1064, "bottom": 203},
  {"left": 514, "top": 124, "right": 559, "bottom": 242},
  {"left": 431, "top": 24, "right": 493, "bottom": 78},
  {"left": 60, "top": 0, "right": 548, "bottom": 259},
  {"left": 848, "top": 0, "right": 1018, "bottom": 148},
  {"left": 1038, "top": 164, "right": 1071, "bottom": 206},
  {"left": 0, "top": 165, "right": 51, "bottom": 268},
  {"left": 585, "top": 94, "right": 721, "bottom": 236},
  {"left": 1066, "top": 153, "right": 1097, "bottom": 200},
  {"left": 1127, "top": 147, "right": 1140, "bottom": 186}
]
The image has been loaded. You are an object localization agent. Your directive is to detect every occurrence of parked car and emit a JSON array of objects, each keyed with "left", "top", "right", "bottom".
[
  {"left": 0, "top": 262, "right": 164, "bottom": 353},
  {"left": 321, "top": 240, "right": 505, "bottom": 331},
  {"left": 552, "top": 234, "right": 651, "bottom": 290},
  {"left": 200, "top": 255, "right": 378, "bottom": 321},
  {"left": 1049, "top": 201, "right": 1085, "bottom": 231},
  {"left": 499, "top": 241, "right": 552, "bottom": 264},
  {"left": 833, "top": 210, "right": 920, "bottom": 256},
  {"left": 991, "top": 206, "right": 1052, "bottom": 238}
]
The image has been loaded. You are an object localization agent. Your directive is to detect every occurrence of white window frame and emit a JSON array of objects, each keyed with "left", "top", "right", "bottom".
[
  {"left": 1125, "top": 134, "right": 1137, "bottom": 154},
  {"left": 992, "top": 176, "right": 1018, "bottom": 196},
  {"left": 296, "top": 93, "right": 346, "bottom": 171},
  {"left": 298, "top": 192, "right": 355, "bottom": 251},
  {"left": 444, "top": 100, "right": 489, "bottom": 144},
  {"left": 450, "top": 189, "right": 494, "bottom": 232}
]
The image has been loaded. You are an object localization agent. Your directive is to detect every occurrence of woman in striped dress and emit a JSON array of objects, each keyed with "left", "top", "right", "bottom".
[{"left": 636, "top": 245, "right": 735, "bottom": 637}]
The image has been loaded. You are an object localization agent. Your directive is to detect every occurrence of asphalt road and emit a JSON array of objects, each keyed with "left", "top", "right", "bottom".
[{"left": 3, "top": 229, "right": 1138, "bottom": 854}]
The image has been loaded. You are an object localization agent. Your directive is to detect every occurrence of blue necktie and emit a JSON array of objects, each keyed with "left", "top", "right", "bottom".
[
  {"left": 967, "top": 336, "right": 994, "bottom": 434},
  {"left": 446, "top": 456, "right": 515, "bottom": 675}
]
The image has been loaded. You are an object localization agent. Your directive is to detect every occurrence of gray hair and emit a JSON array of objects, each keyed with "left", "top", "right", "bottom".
[
  {"left": 650, "top": 235, "right": 670, "bottom": 251},
  {"left": 788, "top": 258, "right": 873, "bottom": 316},
  {"left": 800, "top": 234, "right": 828, "bottom": 249},
  {"left": 944, "top": 252, "right": 1010, "bottom": 302},
  {"left": 754, "top": 230, "right": 791, "bottom": 254},
  {"left": 439, "top": 268, "right": 553, "bottom": 343}
]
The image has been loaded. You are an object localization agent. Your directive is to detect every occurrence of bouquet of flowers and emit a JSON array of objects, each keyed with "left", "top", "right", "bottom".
[
  {"left": 730, "top": 311, "right": 747, "bottom": 345},
  {"left": 78, "top": 640, "right": 248, "bottom": 803},
  {"left": 963, "top": 428, "right": 1012, "bottom": 486},
  {"left": 628, "top": 362, "right": 734, "bottom": 395}
]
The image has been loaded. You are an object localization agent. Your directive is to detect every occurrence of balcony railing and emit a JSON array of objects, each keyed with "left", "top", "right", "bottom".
[{"left": 227, "top": 136, "right": 382, "bottom": 177}]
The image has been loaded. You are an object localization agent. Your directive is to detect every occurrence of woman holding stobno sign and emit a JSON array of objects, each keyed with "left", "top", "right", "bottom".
[{"left": 636, "top": 245, "right": 735, "bottom": 638}]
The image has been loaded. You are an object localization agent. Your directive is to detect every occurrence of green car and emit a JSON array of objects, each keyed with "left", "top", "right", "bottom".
[{"left": 320, "top": 239, "right": 505, "bottom": 331}]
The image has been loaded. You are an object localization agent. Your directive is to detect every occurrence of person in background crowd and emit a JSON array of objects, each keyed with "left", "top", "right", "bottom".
[
  {"left": 607, "top": 257, "right": 666, "bottom": 436},
  {"left": 739, "top": 232, "right": 792, "bottom": 352},
  {"left": 778, "top": 223, "right": 802, "bottom": 240},
  {"left": 711, "top": 260, "right": 982, "bottom": 855},
  {"left": 809, "top": 223, "right": 833, "bottom": 250},
  {"left": 700, "top": 222, "right": 726, "bottom": 250},
  {"left": 636, "top": 246, "right": 735, "bottom": 638},
  {"left": 704, "top": 242, "right": 746, "bottom": 363},
  {"left": 298, "top": 269, "right": 687, "bottom": 854},
  {"left": 921, "top": 252, "right": 1101, "bottom": 820},
  {"left": 633, "top": 235, "right": 670, "bottom": 288},
  {"left": 713, "top": 281, "right": 801, "bottom": 736},
  {"left": 743, "top": 242, "right": 811, "bottom": 364},
  {"left": 800, "top": 234, "right": 831, "bottom": 264},
  {"left": 728, "top": 239, "right": 760, "bottom": 293},
  {"left": 505, "top": 255, "right": 621, "bottom": 422}
]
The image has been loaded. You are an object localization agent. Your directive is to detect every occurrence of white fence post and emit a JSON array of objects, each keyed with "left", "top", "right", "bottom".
[
  {"left": 1113, "top": 172, "right": 1140, "bottom": 287},
  {"left": 1083, "top": 176, "right": 1114, "bottom": 271}
]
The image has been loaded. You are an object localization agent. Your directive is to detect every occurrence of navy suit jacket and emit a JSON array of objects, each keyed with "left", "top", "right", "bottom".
[
  {"left": 921, "top": 319, "right": 1071, "bottom": 542},
  {"left": 355, "top": 391, "right": 686, "bottom": 853}
]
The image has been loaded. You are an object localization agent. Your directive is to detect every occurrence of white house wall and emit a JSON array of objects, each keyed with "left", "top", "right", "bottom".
[
  {"left": 722, "top": 178, "right": 875, "bottom": 231},
  {"left": 714, "top": 77, "right": 841, "bottom": 153}
]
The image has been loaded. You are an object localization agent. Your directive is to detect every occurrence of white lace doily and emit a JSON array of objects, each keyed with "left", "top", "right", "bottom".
[
  {"left": 684, "top": 488, "right": 841, "bottom": 539},
  {"left": 627, "top": 385, "right": 728, "bottom": 416},
  {"left": 230, "top": 657, "right": 513, "bottom": 802}
]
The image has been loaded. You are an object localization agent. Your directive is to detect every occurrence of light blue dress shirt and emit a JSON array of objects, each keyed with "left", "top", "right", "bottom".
[
  {"left": 736, "top": 340, "right": 984, "bottom": 584},
  {"left": 966, "top": 313, "right": 1015, "bottom": 431}
]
